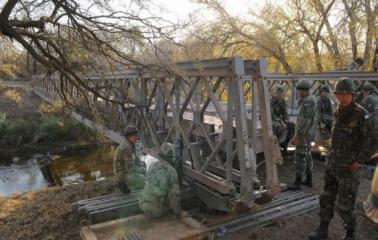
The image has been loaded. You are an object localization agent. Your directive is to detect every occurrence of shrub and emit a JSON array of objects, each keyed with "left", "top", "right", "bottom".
[
  {"left": 34, "top": 117, "right": 64, "bottom": 142},
  {"left": 3, "top": 89, "right": 22, "bottom": 106},
  {"left": 4, "top": 119, "right": 34, "bottom": 144},
  {"left": 0, "top": 111, "right": 7, "bottom": 138}
]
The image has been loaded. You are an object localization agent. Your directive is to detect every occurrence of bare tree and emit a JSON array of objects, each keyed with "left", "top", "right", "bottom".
[
  {"left": 195, "top": 0, "right": 295, "bottom": 72},
  {"left": 0, "top": 0, "right": 183, "bottom": 111}
]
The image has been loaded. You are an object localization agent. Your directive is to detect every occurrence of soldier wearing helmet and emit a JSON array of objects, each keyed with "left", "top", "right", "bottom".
[
  {"left": 309, "top": 77, "right": 373, "bottom": 240},
  {"left": 314, "top": 84, "right": 334, "bottom": 142},
  {"left": 288, "top": 79, "right": 316, "bottom": 190},
  {"left": 113, "top": 125, "right": 146, "bottom": 193},
  {"left": 344, "top": 57, "right": 364, "bottom": 71},
  {"left": 270, "top": 84, "right": 295, "bottom": 155},
  {"left": 139, "top": 143, "right": 181, "bottom": 218},
  {"left": 361, "top": 82, "right": 378, "bottom": 114}
]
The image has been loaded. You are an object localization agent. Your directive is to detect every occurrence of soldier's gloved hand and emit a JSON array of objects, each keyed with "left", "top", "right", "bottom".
[
  {"left": 348, "top": 160, "right": 360, "bottom": 173},
  {"left": 371, "top": 152, "right": 378, "bottom": 161},
  {"left": 117, "top": 182, "right": 130, "bottom": 194}
]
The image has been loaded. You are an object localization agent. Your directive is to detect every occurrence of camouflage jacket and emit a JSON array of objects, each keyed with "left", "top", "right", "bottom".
[
  {"left": 316, "top": 96, "right": 333, "bottom": 128},
  {"left": 270, "top": 96, "right": 289, "bottom": 122},
  {"left": 329, "top": 102, "right": 371, "bottom": 171},
  {"left": 113, "top": 139, "right": 145, "bottom": 184},
  {"left": 138, "top": 159, "right": 181, "bottom": 217},
  {"left": 295, "top": 95, "right": 316, "bottom": 145}
]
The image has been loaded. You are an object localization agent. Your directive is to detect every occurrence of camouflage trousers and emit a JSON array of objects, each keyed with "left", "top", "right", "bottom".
[
  {"left": 294, "top": 145, "right": 313, "bottom": 178},
  {"left": 319, "top": 168, "right": 360, "bottom": 227}
]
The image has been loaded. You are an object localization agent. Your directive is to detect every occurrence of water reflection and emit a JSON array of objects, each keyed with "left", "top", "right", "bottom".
[
  {"left": 0, "top": 158, "right": 48, "bottom": 196},
  {"left": 48, "top": 147, "right": 115, "bottom": 185},
  {"left": 0, "top": 147, "right": 115, "bottom": 196}
]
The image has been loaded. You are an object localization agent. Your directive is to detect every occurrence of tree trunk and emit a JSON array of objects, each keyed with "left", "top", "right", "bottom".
[
  {"left": 342, "top": 0, "right": 359, "bottom": 60},
  {"left": 313, "top": 40, "right": 323, "bottom": 72},
  {"left": 363, "top": 0, "right": 376, "bottom": 70},
  {"left": 313, "top": 0, "right": 340, "bottom": 67},
  {"left": 373, "top": 38, "right": 378, "bottom": 71}
]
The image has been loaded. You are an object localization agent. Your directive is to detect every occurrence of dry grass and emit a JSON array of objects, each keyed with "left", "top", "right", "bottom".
[
  {"left": 3, "top": 89, "right": 22, "bottom": 106},
  {"left": 0, "top": 180, "right": 116, "bottom": 240}
]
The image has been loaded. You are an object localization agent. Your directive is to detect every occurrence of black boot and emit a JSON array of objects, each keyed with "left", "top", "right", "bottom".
[
  {"left": 342, "top": 224, "right": 355, "bottom": 240},
  {"left": 288, "top": 174, "right": 302, "bottom": 190},
  {"left": 302, "top": 171, "right": 313, "bottom": 187},
  {"left": 308, "top": 221, "right": 329, "bottom": 240}
]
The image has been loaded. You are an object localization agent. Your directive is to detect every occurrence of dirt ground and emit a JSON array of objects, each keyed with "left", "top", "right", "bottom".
[
  {"left": 230, "top": 155, "right": 378, "bottom": 240},
  {"left": 0, "top": 155, "right": 377, "bottom": 240}
]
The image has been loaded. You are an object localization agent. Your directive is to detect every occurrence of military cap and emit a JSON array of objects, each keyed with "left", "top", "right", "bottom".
[
  {"left": 124, "top": 125, "right": 138, "bottom": 137},
  {"left": 319, "top": 84, "right": 330, "bottom": 93},
  {"left": 335, "top": 77, "right": 355, "bottom": 94},
  {"left": 296, "top": 80, "right": 311, "bottom": 90},
  {"left": 362, "top": 82, "right": 374, "bottom": 91}
]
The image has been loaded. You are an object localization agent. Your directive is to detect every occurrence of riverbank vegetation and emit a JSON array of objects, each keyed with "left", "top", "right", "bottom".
[{"left": 0, "top": 87, "right": 106, "bottom": 161}]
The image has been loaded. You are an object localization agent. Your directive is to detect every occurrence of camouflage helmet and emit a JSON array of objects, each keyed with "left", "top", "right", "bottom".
[
  {"left": 319, "top": 84, "right": 330, "bottom": 93},
  {"left": 158, "top": 143, "right": 175, "bottom": 162},
  {"left": 362, "top": 82, "right": 374, "bottom": 91},
  {"left": 123, "top": 125, "right": 138, "bottom": 137},
  {"left": 335, "top": 77, "right": 355, "bottom": 94},
  {"left": 296, "top": 80, "right": 311, "bottom": 90},
  {"left": 275, "top": 84, "right": 285, "bottom": 93}
]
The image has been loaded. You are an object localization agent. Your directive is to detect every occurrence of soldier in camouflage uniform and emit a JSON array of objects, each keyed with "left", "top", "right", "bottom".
[
  {"left": 364, "top": 109, "right": 378, "bottom": 224},
  {"left": 288, "top": 80, "right": 316, "bottom": 190},
  {"left": 344, "top": 57, "right": 364, "bottom": 71},
  {"left": 308, "top": 77, "right": 372, "bottom": 240},
  {"left": 360, "top": 82, "right": 378, "bottom": 114},
  {"left": 113, "top": 126, "right": 146, "bottom": 193},
  {"left": 314, "top": 85, "right": 334, "bottom": 143},
  {"left": 138, "top": 143, "right": 181, "bottom": 218},
  {"left": 270, "top": 84, "right": 295, "bottom": 155}
]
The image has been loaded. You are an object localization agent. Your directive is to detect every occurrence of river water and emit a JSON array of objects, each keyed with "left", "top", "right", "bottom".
[{"left": 0, "top": 147, "right": 115, "bottom": 196}]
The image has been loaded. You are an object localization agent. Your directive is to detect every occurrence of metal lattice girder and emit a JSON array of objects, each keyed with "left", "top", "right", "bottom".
[
  {"left": 176, "top": 58, "right": 240, "bottom": 77},
  {"left": 266, "top": 71, "right": 378, "bottom": 81}
]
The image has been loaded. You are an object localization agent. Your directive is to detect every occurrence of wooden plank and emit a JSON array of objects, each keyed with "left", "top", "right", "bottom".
[
  {"left": 80, "top": 226, "right": 98, "bottom": 240},
  {"left": 87, "top": 214, "right": 206, "bottom": 240}
]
